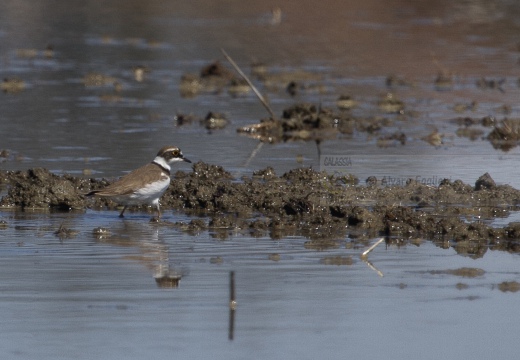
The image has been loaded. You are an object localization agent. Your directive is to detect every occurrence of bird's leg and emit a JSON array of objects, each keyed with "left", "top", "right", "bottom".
[
  {"left": 150, "top": 204, "right": 161, "bottom": 223},
  {"left": 119, "top": 206, "right": 127, "bottom": 218}
]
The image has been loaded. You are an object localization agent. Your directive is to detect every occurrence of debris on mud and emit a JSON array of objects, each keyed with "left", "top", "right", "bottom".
[
  {"left": 16, "top": 45, "right": 54, "bottom": 59},
  {"left": 228, "top": 78, "right": 251, "bottom": 97},
  {"left": 434, "top": 72, "right": 453, "bottom": 91},
  {"left": 54, "top": 224, "right": 79, "bottom": 238},
  {"left": 421, "top": 130, "right": 444, "bottom": 146},
  {"left": 237, "top": 102, "right": 398, "bottom": 143},
  {"left": 320, "top": 256, "right": 354, "bottom": 266},
  {"left": 455, "top": 127, "right": 484, "bottom": 141},
  {"left": 495, "top": 104, "right": 511, "bottom": 115},
  {"left": 180, "top": 60, "right": 324, "bottom": 98},
  {"left": 377, "top": 131, "right": 407, "bottom": 147},
  {"left": 377, "top": 93, "right": 405, "bottom": 114},
  {"left": 336, "top": 95, "right": 358, "bottom": 110},
  {"left": 453, "top": 101, "right": 478, "bottom": 113},
  {"left": 173, "top": 112, "right": 229, "bottom": 131},
  {"left": 202, "top": 112, "right": 229, "bottom": 130},
  {"left": 92, "top": 227, "right": 111, "bottom": 239},
  {"left": 83, "top": 72, "right": 119, "bottom": 87},
  {"left": 179, "top": 61, "right": 240, "bottom": 97},
  {"left": 1, "top": 78, "right": 25, "bottom": 93},
  {"left": 427, "top": 267, "right": 485, "bottom": 278},
  {"left": 173, "top": 113, "right": 200, "bottom": 127},
  {"left": 476, "top": 77, "right": 505, "bottom": 92},
  {"left": 449, "top": 116, "right": 520, "bottom": 151},
  {"left": 451, "top": 116, "right": 496, "bottom": 128},
  {"left": 385, "top": 75, "right": 414, "bottom": 88},
  {"left": 2, "top": 163, "right": 520, "bottom": 257},
  {"left": 180, "top": 61, "right": 414, "bottom": 146},
  {"left": 497, "top": 281, "right": 520, "bottom": 292},
  {"left": 252, "top": 67, "right": 322, "bottom": 93},
  {"left": 487, "top": 118, "right": 520, "bottom": 151}
]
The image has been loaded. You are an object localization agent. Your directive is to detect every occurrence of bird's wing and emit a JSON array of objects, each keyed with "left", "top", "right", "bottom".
[{"left": 93, "top": 163, "right": 167, "bottom": 196}]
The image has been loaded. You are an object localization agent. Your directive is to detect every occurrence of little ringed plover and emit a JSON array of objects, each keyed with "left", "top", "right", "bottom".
[{"left": 86, "top": 145, "right": 191, "bottom": 218}]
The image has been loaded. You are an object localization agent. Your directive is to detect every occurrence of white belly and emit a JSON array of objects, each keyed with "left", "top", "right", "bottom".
[{"left": 113, "top": 178, "right": 170, "bottom": 206}]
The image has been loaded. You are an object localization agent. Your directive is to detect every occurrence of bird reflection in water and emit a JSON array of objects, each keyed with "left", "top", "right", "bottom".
[{"left": 92, "top": 221, "right": 183, "bottom": 288}]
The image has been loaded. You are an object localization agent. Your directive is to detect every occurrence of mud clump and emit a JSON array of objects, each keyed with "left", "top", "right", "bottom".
[
  {"left": 320, "top": 256, "right": 354, "bottom": 266},
  {"left": 0, "top": 168, "right": 95, "bottom": 210},
  {"left": 487, "top": 118, "right": 520, "bottom": 151},
  {"left": 202, "top": 112, "right": 228, "bottom": 130},
  {"left": 377, "top": 93, "right": 405, "bottom": 114},
  {"left": 179, "top": 61, "right": 244, "bottom": 98},
  {"left": 428, "top": 267, "right": 485, "bottom": 278},
  {"left": 237, "top": 102, "right": 396, "bottom": 143},
  {"left": 162, "top": 162, "right": 520, "bottom": 256},
  {"left": 2, "top": 78, "right": 26, "bottom": 93},
  {"left": 54, "top": 224, "right": 79, "bottom": 238},
  {"left": 454, "top": 117, "right": 520, "bottom": 151},
  {"left": 476, "top": 77, "right": 505, "bottom": 92},
  {"left": 497, "top": 281, "right": 520, "bottom": 293},
  {"left": 475, "top": 172, "right": 496, "bottom": 190},
  {"left": 3, "top": 164, "right": 520, "bottom": 256}
]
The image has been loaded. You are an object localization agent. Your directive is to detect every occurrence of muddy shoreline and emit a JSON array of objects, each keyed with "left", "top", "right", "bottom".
[{"left": 1, "top": 162, "right": 520, "bottom": 257}]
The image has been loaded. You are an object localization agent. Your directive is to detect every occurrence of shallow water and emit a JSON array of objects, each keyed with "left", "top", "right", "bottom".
[
  {"left": 2, "top": 0, "right": 520, "bottom": 359},
  {"left": 1, "top": 0, "right": 520, "bottom": 183},
  {"left": 1, "top": 210, "right": 520, "bottom": 359}
]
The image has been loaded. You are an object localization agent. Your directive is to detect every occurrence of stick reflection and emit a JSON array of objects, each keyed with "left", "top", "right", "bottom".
[{"left": 229, "top": 271, "right": 236, "bottom": 340}]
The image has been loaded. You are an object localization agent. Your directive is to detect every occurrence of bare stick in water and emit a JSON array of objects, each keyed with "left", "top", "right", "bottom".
[
  {"left": 221, "top": 48, "right": 276, "bottom": 119},
  {"left": 361, "top": 237, "right": 385, "bottom": 259},
  {"left": 229, "top": 271, "right": 236, "bottom": 309}
]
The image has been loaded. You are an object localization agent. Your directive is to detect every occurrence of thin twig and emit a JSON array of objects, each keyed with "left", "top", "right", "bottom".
[
  {"left": 221, "top": 48, "right": 276, "bottom": 119},
  {"left": 361, "top": 237, "right": 385, "bottom": 259},
  {"left": 229, "top": 271, "right": 236, "bottom": 310},
  {"left": 361, "top": 238, "right": 385, "bottom": 277}
]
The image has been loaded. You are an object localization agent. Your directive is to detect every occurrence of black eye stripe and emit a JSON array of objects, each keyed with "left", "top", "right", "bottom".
[
  {"left": 163, "top": 149, "right": 181, "bottom": 158},
  {"left": 157, "top": 146, "right": 183, "bottom": 158}
]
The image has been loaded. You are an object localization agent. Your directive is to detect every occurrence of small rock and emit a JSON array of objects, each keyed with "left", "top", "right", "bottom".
[
  {"left": 365, "top": 176, "right": 377, "bottom": 187},
  {"left": 475, "top": 172, "right": 496, "bottom": 190},
  {"left": 202, "top": 112, "right": 228, "bottom": 130}
]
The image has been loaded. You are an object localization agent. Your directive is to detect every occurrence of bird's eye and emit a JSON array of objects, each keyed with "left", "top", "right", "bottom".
[{"left": 171, "top": 149, "right": 180, "bottom": 156}]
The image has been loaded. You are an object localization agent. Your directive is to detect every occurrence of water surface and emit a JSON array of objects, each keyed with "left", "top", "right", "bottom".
[{"left": 1, "top": 1, "right": 520, "bottom": 359}]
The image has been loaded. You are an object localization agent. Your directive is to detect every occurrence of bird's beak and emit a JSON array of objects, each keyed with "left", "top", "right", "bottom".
[{"left": 182, "top": 156, "right": 192, "bottom": 163}]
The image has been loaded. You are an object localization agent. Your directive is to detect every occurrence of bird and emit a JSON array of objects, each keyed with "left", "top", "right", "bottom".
[{"left": 86, "top": 146, "right": 191, "bottom": 219}]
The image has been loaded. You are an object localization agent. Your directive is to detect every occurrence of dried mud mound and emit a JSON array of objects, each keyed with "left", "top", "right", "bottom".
[
  {"left": 0, "top": 168, "right": 97, "bottom": 210},
  {"left": 2, "top": 164, "right": 520, "bottom": 256},
  {"left": 162, "top": 163, "right": 520, "bottom": 257},
  {"left": 162, "top": 162, "right": 520, "bottom": 256}
]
